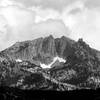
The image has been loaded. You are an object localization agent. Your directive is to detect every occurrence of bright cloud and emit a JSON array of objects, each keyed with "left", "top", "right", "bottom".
[
  {"left": 62, "top": 4, "right": 100, "bottom": 50},
  {"left": 30, "top": 7, "right": 61, "bottom": 23},
  {"left": 0, "top": 0, "right": 100, "bottom": 51},
  {"left": 0, "top": 0, "right": 13, "bottom": 7},
  {"left": 32, "top": 19, "right": 70, "bottom": 39},
  {"left": 0, "top": 1, "right": 69, "bottom": 51},
  {"left": 0, "top": 5, "right": 36, "bottom": 50},
  {"left": 14, "top": 0, "right": 81, "bottom": 11},
  {"left": 0, "top": 15, "right": 8, "bottom": 50}
]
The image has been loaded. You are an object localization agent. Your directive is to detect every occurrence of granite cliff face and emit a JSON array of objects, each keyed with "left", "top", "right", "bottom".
[
  {"left": 0, "top": 35, "right": 100, "bottom": 99},
  {"left": 0, "top": 35, "right": 74, "bottom": 65}
]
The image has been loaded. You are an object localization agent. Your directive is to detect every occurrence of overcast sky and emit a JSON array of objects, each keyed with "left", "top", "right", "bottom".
[{"left": 0, "top": 0, "right": 100, "bottom": 51}]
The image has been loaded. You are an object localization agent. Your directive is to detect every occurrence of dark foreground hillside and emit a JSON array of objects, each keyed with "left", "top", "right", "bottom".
[{"left": 0, "top": 86, "right": 100, "bottom": 100}]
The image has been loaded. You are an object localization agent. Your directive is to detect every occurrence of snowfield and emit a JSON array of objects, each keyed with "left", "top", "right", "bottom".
[{"left": 40, "top": 56, "right": 66, "bottom": 69}]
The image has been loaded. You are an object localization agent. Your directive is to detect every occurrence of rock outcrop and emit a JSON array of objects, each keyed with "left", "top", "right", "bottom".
[{"left": 0, "top": 35, "right": 75, "bottom": 65}]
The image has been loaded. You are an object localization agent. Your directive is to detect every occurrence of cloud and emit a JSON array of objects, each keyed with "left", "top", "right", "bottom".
[
  {"left": 0, "top": 0, "right": 100, "bottom": 51},
  {"left": 32, "top": 19, "right": 70, "bottom": 38},
  {"left": 0, "top": 0, "right": 24, "bottom": 7},
  {"left": 85, "top": 0, "right": 100, "bottom": 9},
  {"left": 0, "top": 3, "right": 70, "bottom": 51},
  {"left": 31, "top": 7, "right": 61, "bottom": 23},
  {"left": 15, "top": 0, "right": 100, "bottom": 10},
  {"left": 0, "top": 14, "right": 14, "bottom": 50},
  {"left": 14, "top": 0, "right": 85, "bottom": 11},
  {"left": 61, "top": 2, "right": 100, "bottom": 50},
  {"left": 0, "top": 5, "right": 36, "bottom": 50},
  {"left": 0, "top": 15, "right": 8, "bottom": 49},
  {"left": 0, "top": 0, "right": 13, "bottom": 7},
  {"left": 0, "top": 5, "right": 69, "bottom": 40}
]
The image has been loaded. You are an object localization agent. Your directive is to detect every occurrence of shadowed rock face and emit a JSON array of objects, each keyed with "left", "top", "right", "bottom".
[{"left": 55, "top": 36, "right": 75, "bottom": 59}]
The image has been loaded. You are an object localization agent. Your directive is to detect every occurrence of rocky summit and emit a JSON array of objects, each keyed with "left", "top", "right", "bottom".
[
  {"left": 0, "top": 35, "right": 74, "bottom": 65},
  {"left": 0, "top": 35, "right": 100, "bottom": 99}
]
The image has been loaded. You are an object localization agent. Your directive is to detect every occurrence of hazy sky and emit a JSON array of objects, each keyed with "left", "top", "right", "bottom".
[{"left": 0, "top": 0, "right": 100, "bottom": 51}]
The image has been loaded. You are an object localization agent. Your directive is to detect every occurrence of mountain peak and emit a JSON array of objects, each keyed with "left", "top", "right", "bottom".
[
  {"left": 0, "top": 35, "right": 73, "bottom": 64},
  {"left": 0, "top": 35, "right": 100, "bottom": 66},
  {"left": 48, "top": 35, "right": 54, "bottom": 38},
  {"left": 44, "top": 35, "right": 54, "bottom": 41}
]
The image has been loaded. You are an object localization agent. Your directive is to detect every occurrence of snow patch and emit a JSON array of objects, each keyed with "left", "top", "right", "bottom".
[
  {"left": 16, "top": 59, "right": 22, "bottom": 62},
  {"left": 40, "top": 56, "right": 66, "bottom": 69}
]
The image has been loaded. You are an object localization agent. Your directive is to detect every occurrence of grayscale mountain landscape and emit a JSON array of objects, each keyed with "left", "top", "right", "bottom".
[{"left": 0, "top": 0, "right": 100, "bottom": 100}]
